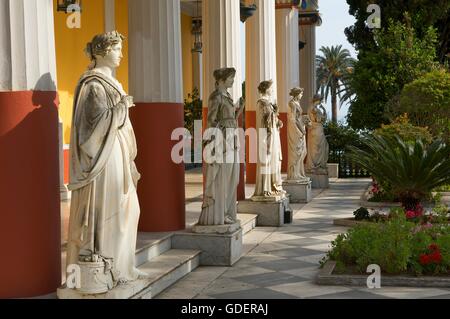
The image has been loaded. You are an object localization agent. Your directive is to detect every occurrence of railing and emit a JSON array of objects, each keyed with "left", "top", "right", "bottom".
[{"left": 329, "top": 149, "right": 371, "bottom": 178}]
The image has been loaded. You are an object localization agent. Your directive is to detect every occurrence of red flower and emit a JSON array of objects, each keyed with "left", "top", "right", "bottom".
[
  {"left": 429, "top": 244, "right": 440, "bottom": 252},
  {"left": 430, "top": 251, "right": 442, "bottom": 264},
  {"left": 406, "top": 210, "right": 416, "bottom": 219},
  {"left": 420, "top": 254, "right": 431, "bottom": 265}
]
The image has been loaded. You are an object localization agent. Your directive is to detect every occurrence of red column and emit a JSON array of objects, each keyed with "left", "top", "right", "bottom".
[
  {"left": 0, "top": 91, "right": 61, "bottom": 298},
  {"left": 130, "top": 103, "right": 185, "bottom": 232}
]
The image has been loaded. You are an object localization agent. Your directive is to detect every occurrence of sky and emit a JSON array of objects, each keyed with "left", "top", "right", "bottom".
[{"left": 316, "top": 0, "right": 357, "bottom": 122}]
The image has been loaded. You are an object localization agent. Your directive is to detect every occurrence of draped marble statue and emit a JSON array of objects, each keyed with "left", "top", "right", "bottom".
[
  {"left": 286, "top": 87, "right": 311, "bottom": 182},
  {"left": 306, "top": 94, "right": 329, "bottom": 173},
  {"left": 198, "top": 68, "right": 244, "bottom": 228},
  {"left": 66, "top": 31, "right": 146, "bottom": 286},
  {"left": 252, "top": 80, "right": 286, "bottom": 200}
]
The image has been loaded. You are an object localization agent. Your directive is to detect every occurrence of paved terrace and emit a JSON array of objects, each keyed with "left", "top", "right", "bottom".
[
  {"left": 59, "top": 169, "right": 450, "bottom": 299},
  {"left": 156, "top": 170, "right": 450, "bottom": 299}
]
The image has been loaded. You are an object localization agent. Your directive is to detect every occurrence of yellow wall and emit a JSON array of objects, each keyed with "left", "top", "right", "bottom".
[
  {"left": 115, "top": 0, "right": 129, "bottom": 92},
  {"left": 56, "top": 3, "right": 192, "bottom": 143},
  {"left": 181, "top": 13, "right": 193, "bottom": 100}
]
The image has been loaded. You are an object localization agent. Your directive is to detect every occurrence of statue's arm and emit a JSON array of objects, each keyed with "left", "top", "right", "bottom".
[{"left": 259, "top": 99, "right": 273, "bottom": 130}]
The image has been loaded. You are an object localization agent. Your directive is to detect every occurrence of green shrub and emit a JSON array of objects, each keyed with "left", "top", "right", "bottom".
[
  {"left": 347, "top": 134, "right": 450, "bottom": 209},
  {"left": 375, "top": 114, "right": 433, "bottom": 145},
  {"left": 353, "top": 207, "right": 370, "bottom": 221},
  {"left": 392, "top": 69, "right": 450, "bottom": 143},
  {"left": 324, "top": 213, "right": 450, "bottom": 276},
  {"left": 325, "top": 215, "right": 413, "bottom": 274}
]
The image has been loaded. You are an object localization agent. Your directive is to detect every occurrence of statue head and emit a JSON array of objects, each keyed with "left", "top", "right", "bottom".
[
  {"left": 85, "top": 31, "right": 125, "bottom": 70},
  {"left": 213, "top": 67, "right": 236, "bottom": 89},
  {"left": 258, "top": 80, "right": 274, "bottom": 96},
  {"left": 312, "top": 94, "right": 323, "bottom": 106},
  {"left": 290, "top": 87, "right": 304, "bottom": 99}
]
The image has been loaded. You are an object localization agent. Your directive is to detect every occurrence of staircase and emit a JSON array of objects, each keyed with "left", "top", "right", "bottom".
[{"left": 58, "top": 213, "right": 258, "bottom": 299}]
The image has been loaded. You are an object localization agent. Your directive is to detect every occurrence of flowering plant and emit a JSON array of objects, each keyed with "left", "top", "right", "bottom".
[
  {"left": 405, "top": 203, "right": 424, "bottom": 220},
  {"left": 419, "top": 244, "right": 442, "bottom": 266}
]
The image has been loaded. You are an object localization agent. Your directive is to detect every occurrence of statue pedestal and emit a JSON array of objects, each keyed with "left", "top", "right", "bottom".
[
  {"left": 307, "top": 169, "right": 330, "bottom": 189},
  {"left": 282, "top": 179, "right": 312, "bottom": 203},
  {"left": 327, "top": 163, "right": 339, "bottom": 179},
  {"left": 238, "top": 196, "right": 292, "bottom": 226},
  {"left": 192, "top": 222, "right": 241, "bottom": 235},
  {"left": 172, "top": 224, "right": 242, "bottom": 266}
]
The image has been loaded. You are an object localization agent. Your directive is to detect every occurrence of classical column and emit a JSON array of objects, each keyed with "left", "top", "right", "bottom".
[
  {"left": 298, "top": 0, "right": 321, "bottom": 112},
  {"left": 128, "top": 0, "right": 185, "bottom": 231},
  {"left": 245, "top": 0, "right": 278, "bottom": 184},
  {"left": 59, "top": 118, "right": 69, "bottom": 201},
  {"left": 202, "top": 0, "right": 245, "bottom": 199},
  {"left": 0, "top": 0, "right": 61, "bottom": 298},
  {"left": 276, "top": 0, "right": 300, "bottom": 173},
  {"left": 104, "top": 0, "right": 115, "bottom": 32}
]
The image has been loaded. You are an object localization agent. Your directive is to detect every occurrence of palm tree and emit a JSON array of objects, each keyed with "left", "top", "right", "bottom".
[
  {"left": 316, "top": 45, "right": 356, "bottom": 123},
  {"left": 347, "top": 134, "right": 450, "bottom": 209}
]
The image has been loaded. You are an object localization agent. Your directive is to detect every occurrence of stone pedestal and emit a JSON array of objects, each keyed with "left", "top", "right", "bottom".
[
  {"left": 238, "top": 197, "right": 292, "bottom": 226},
  {"left": 172, "top": 227, "right": 242, "bottom": 266},
  {"left": 192, "top": 221, "right": 241, "bottom": 235},
  {"left": 327, "top": 163, "right": 339, "bottom": 179},
  {"left": 283, "top": 180, "right": 312, "bottom": 203},
  {"left": 307, "top": 172, "right": 330, "bottom": 189}
]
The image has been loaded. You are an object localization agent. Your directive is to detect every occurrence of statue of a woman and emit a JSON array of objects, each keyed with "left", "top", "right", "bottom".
[
  {"left": 253, "top": 80, "right": 285, "bottom": 199},
  {"left": 306, "top": 94, "right": 329, "bottom": 172},
  {"left": 66, "top": 31, "right": 146, "bottom": 285},
  {"left": 287, "top": 87, "right": 311, "bottom": 182},
  {"left": 198, "top": 68, "right": 244, "bottom": 226}
]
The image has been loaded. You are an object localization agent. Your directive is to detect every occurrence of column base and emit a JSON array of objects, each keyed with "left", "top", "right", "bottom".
[
  {"left": 172, "top": 229, "right": 242, "bottom": 266},
  {"left": 60, "top": 185, "right": 71, "bottom": 201},
  {"left": 307, "top": 171, "right": 330, "bottom": 189},
  {"left": 238, "top": 197, "right": 292, "bottom": 226},
  {"left": 283, "top": 180, "right": 312, "bottom": 203},
  {"left": 327, "top": 163, "right": 339, "bottom": 179}
]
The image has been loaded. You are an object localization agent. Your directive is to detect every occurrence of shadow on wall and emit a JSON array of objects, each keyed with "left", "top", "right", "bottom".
[{"left": 0, "top": 72, "right": 61, "bottom": 298}]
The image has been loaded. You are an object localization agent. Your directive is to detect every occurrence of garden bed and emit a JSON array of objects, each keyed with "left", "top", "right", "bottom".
[
  {"left": 317, "top": 260, "right": 450, "bottom": 288},
  {"left": 359, "top": 184, "right": 402, "bottom": 208}
]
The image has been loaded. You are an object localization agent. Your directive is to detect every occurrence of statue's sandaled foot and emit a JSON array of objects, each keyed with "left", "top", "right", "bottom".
[{"left": 224, "top": 216, "right": 236, "bottom": 224}]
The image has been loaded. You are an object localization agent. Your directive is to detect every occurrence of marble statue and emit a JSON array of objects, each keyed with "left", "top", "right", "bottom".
[
  {"left": 198, "top": 68, "right": 244, "bottom": 227},
  {"left": 252, "top": 80, "right": 286, "bottom": 200},
  {"left": 66, "top": 31, "right": 147, "bottom": 289},
  {"left": 306, "top": 94, "right": 329, "bottom": 173},
  {"left": 286, "top": 87, "right": 311, "bottom": 182}
]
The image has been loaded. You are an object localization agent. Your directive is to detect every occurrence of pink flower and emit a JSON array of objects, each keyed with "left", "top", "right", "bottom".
[{"left": 406, "top": 210, "right": 416, "bottom": 219}]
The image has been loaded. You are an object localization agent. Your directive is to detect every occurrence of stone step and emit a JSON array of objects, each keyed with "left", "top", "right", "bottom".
[
  {"left": 238, "top": 213, "right": 258, "bottom": 235},
  {"left": 57, "top": 249, "right": 201, "bottom": 299},
  {"left": 135, "top": 232, "right": 172, "bottom": 267}
]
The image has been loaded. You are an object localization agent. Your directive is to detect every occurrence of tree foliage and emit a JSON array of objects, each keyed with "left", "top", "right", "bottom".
[
  {"left": 345, "top": 0, "right": 450, "bottom": 63},
  {"left": 391, "top": 69, "right": 450, "bottom": 142},
  {"left": 347, "top": 20, "right": 439, "bottom": 130},
  {"left": 316, "top": 45, "right": 356, "bottom": 123}
]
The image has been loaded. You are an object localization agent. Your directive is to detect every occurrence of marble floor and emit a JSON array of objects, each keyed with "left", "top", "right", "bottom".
[{"left": 156, "top": 175, "right": 450, "bottom": 300}]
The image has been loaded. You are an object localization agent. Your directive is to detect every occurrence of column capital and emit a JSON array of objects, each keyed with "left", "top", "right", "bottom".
[
  {"left": 275, "top": 0, "right": 299, "bottom": 10},
  {"left": 298, "top": 0, "right": 321, "bottom": 25}
]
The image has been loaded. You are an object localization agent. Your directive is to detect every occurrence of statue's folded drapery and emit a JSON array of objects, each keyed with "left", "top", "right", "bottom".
[
  {"left": 253, "top": 98, "right": 283, "bottom": 196},
  {"left": 199, "top": 90, "right": 240, "bottom": 225},
  {"left": 66, "top": 70, "right": 143, "bottom": 282}
]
